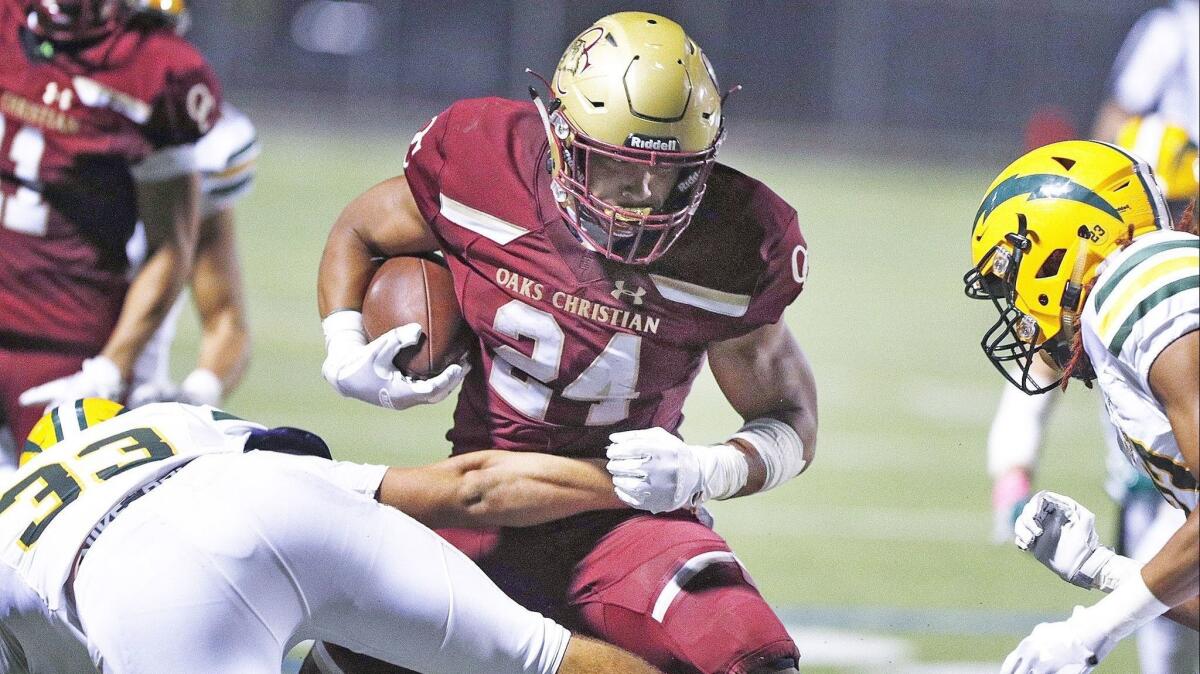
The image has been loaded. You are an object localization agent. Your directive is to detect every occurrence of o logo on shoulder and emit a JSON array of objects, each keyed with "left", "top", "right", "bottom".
[
  {"left": 791, "top": 244, "right": 809, "bottom": 285},
  {"left": 186, "top": 83, "right": 216, "bottom": 134}
]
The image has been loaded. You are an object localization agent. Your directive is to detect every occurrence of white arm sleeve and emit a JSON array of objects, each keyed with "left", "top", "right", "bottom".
[
  {"left": 986, "top": 383, "right": 1058, "bottom": 477},
  {"left": 1110, "top": 9, "right": 1182, "bottom": 115}
]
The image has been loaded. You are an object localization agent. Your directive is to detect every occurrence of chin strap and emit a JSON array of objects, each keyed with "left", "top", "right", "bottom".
[
  {"left": 1058, "top": 230, "right": 1092, "bottom": 347},
  {"left": 526, "top": 70, "right": 565, "bottom": 179}
]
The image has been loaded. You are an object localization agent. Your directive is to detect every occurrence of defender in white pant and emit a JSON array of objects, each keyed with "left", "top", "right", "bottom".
[{"left": 0, "top": 401, "right": 653, "bottom": 674}]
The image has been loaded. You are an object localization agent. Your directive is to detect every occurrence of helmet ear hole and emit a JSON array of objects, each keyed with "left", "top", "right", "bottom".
[{"left": 1036, "top": 249, "right": 1067, "bottom": 278}]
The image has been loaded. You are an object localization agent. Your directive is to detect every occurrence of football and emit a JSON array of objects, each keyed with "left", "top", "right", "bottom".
[{"left": 361, "top": 255, "right": 473, "bottom": 379}]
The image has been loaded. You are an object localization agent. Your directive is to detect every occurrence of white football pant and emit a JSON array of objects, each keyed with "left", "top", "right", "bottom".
[{"left": 68, "top": 451, "right": 568, "bottom": 674}]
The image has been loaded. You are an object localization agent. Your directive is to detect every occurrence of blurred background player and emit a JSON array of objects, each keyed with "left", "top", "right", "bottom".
[
  {"left": 987, "top": 8, "right": 1198, "bottom": 669},
  {"left": 0, "top": 398, "right": 662, "bottom": 673},
  {"left": 0, "top": 0, "right": 221, "bottom": 472},
  {"left": 966, "top": 140, "right": 1198, "bottom": 673},
  {"left": 123, "top": 0, "right": 255, "bottom": 409},
  {"left": 1092, "top": 0, "right": 1198, "bottom": 151},
  {"left": 313, "top": 11, "right": 816, "bottom": 674}
]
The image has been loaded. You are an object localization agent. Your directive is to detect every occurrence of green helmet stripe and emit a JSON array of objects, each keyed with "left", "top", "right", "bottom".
[
  {"left": 975, "top": 173, "right": 1123, "bottom": 228},
  {"left": 75, "top": 398, "right": 88, "bottom": 431},
  {"left": 50, "top": 407, "right": 63, "bottom": 443}
]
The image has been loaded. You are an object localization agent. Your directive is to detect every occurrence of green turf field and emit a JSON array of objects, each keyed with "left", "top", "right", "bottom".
[{"left": 169, "top": 114, "right": 1141, "bottom": 672}]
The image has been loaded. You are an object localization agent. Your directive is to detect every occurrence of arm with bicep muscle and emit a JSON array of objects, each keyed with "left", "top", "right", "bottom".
[
  {"left": 604, "top": 322, "right": 817, "bottom": 514},
  {"left": 317, "top": 177, "right": 466, "bottom": 409},
  {"left": 377, "top": 450, "right": 628, "bottom": 529},
  {"left": 1144, "top": 330, "right": 1200, "bottom": 627}
]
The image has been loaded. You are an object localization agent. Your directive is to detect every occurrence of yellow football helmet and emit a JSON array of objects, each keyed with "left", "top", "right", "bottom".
[
  {"left": 965, "top": 140, "right": 1171, "bottom": 393},
  {"left": 1115, "top": 114, "right": 1199, "bottom": 204},
  {"left": 21, "top": 398, "right": 125, "bottom": 466},
  {"left": 538, "top": 12, "right": 723, "bottom": 264}
]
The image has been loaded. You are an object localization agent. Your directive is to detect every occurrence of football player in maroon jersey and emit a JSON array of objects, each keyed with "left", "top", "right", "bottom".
[
  {"left": 0, "top": 0, "right": 221, "bottom": 459},
  {"left": 314, "top": 12, "right": 816, "bottom": 674}
]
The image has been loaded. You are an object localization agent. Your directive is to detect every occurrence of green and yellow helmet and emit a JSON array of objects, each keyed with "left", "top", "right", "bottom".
[
  {"left": 538, "top": 11, "right": 724, "bottom": 264},
  {"left": 965, "top": 140, "right": 1171, "bottom": 393},
  {"left": 1115, "top": 114, "right": 1199, "bottom": 205},
  {"left": 21, "top": 398, "right": 125, "bottom": 466}
]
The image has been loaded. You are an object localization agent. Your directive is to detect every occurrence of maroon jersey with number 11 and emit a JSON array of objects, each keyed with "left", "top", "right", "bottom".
[{"left": 0, "top": 1, "right": 221, "bottom": 352}]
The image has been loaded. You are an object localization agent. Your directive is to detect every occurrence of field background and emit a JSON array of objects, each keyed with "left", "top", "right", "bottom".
[{"left": 168, "top": 107, "right": 1137, "bottom": 672}]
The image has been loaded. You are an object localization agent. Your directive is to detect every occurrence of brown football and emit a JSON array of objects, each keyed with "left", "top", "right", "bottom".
[{"left": 361, "top": 255, "right": 472, "bottom": 379}]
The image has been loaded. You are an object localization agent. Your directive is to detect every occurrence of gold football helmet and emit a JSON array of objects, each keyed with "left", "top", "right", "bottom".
[
  {"left": 1115, "top": 114, "right": 1199, "bottom": 204},
  {"left": 27, "top": 0, "right": 126, "bottom": 42},
  {"left": 21, "top": 398, "right": 125, "bottom": 466},
  {"left": 965, "top": 140, "right": 1170, "bottom": 393},
  {"left": 537, "top": 12, "right": 724, "bottom": 264}
]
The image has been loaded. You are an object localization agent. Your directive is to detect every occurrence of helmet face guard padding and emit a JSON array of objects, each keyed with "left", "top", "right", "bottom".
[
  {"left": 965, "top": 237, "right": 1074, "bottom": 395},
  {"left": 544, "top": 12, "right": 724, "bottom": 265},
  {"left": 28, "top": 0, "right": 125, "bottom": 42},
  {"left": 965, "top": 140, "right": 1172, "bottom": 395},
  {"left": 547, "top": 108, "right": 722, "bottom": 264}
]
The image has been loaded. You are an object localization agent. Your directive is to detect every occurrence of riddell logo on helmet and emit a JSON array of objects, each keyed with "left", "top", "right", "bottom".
[{"left": 626, "top": 134, "right": 679, "bottom": 151}]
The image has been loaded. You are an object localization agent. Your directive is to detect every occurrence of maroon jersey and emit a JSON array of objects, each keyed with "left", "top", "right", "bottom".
[
  {"left": 0, "top": 0, "right": 220, "bottom": 352},
  {"left": 404, "top": 98, "right": 807, "bottom": 458}
]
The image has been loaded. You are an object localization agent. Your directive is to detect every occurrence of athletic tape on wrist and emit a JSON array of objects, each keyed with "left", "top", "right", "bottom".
[
  {"left": 698, "top": 444, "right": 750, "bottom": 501},
  {"left": 729, "top": 417, "right": 807, "bottom": 492},
  {"left": 1081, "top": 570, "right": 1171, "bottom": 649},
  {"left": 321, "top": 310, "right": 366, "bottom": 349},
  {"left": 1092, "top": 553, "right": 1142, "bottom": 594}
]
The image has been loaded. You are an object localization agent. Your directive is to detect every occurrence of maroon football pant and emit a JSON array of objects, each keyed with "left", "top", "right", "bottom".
[
  {"left": 0, "top": 345, "right": 87, "bottom": 462},
  {"left": 315, "top": 511, "right": 798, "bottom": 674}
]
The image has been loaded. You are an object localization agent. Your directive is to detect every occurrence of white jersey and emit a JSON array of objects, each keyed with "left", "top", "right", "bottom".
[
  {"left": 0, "top": 403, "right": 261, "bottom": 610},
  {"left": 195, "top": 102, "right": 260, "bottom": 218},
  {"left": 1081, "top": 229, "right": 1200, "bottom": 514},
  {"left": 0, "top": 409, "right": 568, "bottom": 674},
  {"left": 1110, "top": 1, "right": 1200, "bottom": 142}
]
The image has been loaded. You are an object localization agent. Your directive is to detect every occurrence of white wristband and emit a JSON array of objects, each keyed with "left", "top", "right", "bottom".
[
  {"left": 698, "top": 444, "right": 750, "bottom": 501},
  {"left": 729, "top": 417, "right": 807, "bottom": 491},
  {"left": 181, "top": 368, "right": 223, "bottom": 407},
  {"left": 1081, "top": 571, "right": 1171, "bottom": 647},
  {"left": 322, "top": 310, "right": 367, "bottom": 349},
  {"left": 1091, "top": 551, "right": 1142, "bottom": 594}
]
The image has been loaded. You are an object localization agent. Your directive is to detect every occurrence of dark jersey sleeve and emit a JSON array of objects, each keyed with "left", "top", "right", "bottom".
[
  {"left": 741, "top": 190, "right": 808, "bottom": 329},
  {"left": 142, "top": 38, "right": 223, "bottom": 150},
  {"left": 402, "top": 107, "right": 454, "bottom": 228}
]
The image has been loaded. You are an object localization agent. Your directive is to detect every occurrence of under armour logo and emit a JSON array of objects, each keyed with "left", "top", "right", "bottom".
[{"left": 611, "top": 280, "right": 646, "bottom": 305}]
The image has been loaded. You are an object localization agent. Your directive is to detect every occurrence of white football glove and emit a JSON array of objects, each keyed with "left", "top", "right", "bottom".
[
  {"left": 1015, "top": 491, "right": 1117, "bottom": 590},
  {"left": 19, "top": 356, "right": 125, "bottom": 410},
  {"left": 321, "top": 311, "right": 467, "bottom": 411},
  {"left": 1000, "top": 606, "right": 1105, "bottom": 674},
  {"left": 605, "top": 427, "right": 748, "bottom": 514},
  {"left": 179, "top": 369, "right": 223, "bottom": 407}
]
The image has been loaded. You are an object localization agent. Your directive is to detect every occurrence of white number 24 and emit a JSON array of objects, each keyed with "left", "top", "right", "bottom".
[
  {"left": 0, "top": 116, "right": 49, "bottom": 236},
  {"left": 489, "top": 300, "right": 641, "bottom": 425}
]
